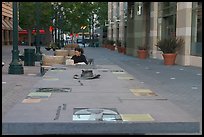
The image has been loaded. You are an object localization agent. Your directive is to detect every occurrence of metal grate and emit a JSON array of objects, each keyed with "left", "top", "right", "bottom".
[{"left": 35, "top": 88, "right": 72, "bottom": 93}]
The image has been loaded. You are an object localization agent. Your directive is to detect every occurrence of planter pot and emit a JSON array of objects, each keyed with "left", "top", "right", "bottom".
[
  {"left": 107, "top": 44, "right": 111, "bottom": 49},
  {"left": 121, "top": 47, "right": 126, "bottom": 54},
  {"left": 162, "top": 53, "right": 177, "bottom": 65},
  {"left": 117, "top": 46, "right": 122, "bottom": 53},
  {"left": 110, "top": 45, "right": 115, "bottom": 51},
  {"left": 137, "top": 50, "right": 148, "bottom": 59}
]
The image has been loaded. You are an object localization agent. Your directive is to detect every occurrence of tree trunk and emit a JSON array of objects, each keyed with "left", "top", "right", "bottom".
[{"left": 28, "top": 29, "right": 32, "bottom": 46}]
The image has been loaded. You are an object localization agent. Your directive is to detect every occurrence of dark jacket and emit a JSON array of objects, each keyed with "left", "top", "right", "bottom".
[{"left": 71, "top": 55, "right": 88, "bottom": 64}]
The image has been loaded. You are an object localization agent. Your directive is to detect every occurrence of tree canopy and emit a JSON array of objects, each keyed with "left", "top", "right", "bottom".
[{"left": 19, "top": 2, "right": 108, "bottom": 34}]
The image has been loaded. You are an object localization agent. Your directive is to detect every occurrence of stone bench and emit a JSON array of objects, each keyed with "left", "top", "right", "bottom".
[
  {"left": 40, "top": 54, "right": 65, "bottom": 75},
  {"left": 64, "top": 44, "right": 79, "bottom": 50},
  {"left": 54, "top": 49, "right": 75, "bottom": 57}
]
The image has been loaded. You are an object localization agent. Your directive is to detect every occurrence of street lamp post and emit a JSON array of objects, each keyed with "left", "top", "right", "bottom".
[
  {"left": 53, "top": 6, "right": 57, "bottom": 47},
  {"left": 81, "top": 26, "right": 87, "bottom": 47},
  {"left": 91, "top": 13, "right": 95, "bottom": 47},
  {"left": 57, "top": 3, "right": 65, "bottom": 49},
  {"left": 8, "top": 2, "right": 24, "bottom": 74},
  {"left": 60, "top": 11, "right": 66, "bottom": 48},
  {"left": 35, "top": 2, "right": 42, "bottom": 61},
  {"left": 57, "top": 13, "right": 61, "bottom": 48},
  {"left": 51, "top": 2, "right": 60, "bottom": 49}
]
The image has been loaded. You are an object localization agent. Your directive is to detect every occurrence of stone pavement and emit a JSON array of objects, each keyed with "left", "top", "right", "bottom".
[
  {"left": 2, "top": 45, "right": 202, "bottom": 135},
  {"left": 2, "top": 45, "right": 54, "bottom": 118}
]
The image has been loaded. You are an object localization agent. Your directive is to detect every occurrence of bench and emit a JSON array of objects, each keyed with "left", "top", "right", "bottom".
[
  {"left": 54, "top": 49, "right": 76, "bottom": 66},
  {"left": 54, "top": 50, "right": 69, "bottom": 56},
  {"left": 64, "top": 44, "right": 79, "bottom": 50},
  {"left": 40, "top": 54, "right": 65, "bottom": 75},
  {"left": 54, "top": 49, "right": 75, "bottom": 57}
]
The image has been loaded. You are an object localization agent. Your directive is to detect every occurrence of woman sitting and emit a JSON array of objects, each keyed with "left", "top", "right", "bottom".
[{"left": 71, "top": 47, "right": 88, "bottom": 65}]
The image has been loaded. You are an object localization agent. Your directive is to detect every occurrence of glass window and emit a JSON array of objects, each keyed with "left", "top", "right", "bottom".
[
  {"left": 191, "top": 2, "right": 202, "bottom": 57},
  {"left": 157, "top": 2, "right": 177, "bottom": 40}
]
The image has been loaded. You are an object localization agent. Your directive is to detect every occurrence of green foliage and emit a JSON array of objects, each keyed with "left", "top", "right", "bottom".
[
  {"left": 19, "top": 2, "right": 108, "bottom": 34},
  {"left": 19, "top": 2, "right": 35, "bottom": 29},
  {"left": 116, "top": 40, "right": 122, "bottom": 47},
  {"left": 110, "top": 40, "right": 115, "bottom": 45},
  {"left": 138, "top": 45, "right": 148, "bottom": 50},
  {"left": 19, "top": 2, "right": 52, "bottom": 30},
  {"left": 155, "top": 37, "right": 184, "bottom": 53},
  {"left": 103, "top": 39, "right": 108, "bottom": 44}
]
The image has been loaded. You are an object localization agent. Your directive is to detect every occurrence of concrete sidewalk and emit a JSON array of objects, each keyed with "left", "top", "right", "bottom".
[
  {"left": 2, "top": 45, "right": 202, "bottom": 134},
  {"left": 85, "top": 47, "right": 202, "bottom": 134}
]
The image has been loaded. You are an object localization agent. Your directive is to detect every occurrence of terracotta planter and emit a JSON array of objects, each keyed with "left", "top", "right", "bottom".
[
  {"left": 162, "top": 53, "right": 177, "bottom": 65},
  {"left": 117, "top": 46, "right": 122, "bottom": 53},
  {"left": 137, "top": 50, "right": 148, "bottom": 59},
  {"left": 110, "top": 45, "right": 115, "bottom": 51},
  {"left": 107, "top": 44, "right": 111, "bottom": 49},
  {"left": 121, "top": 47, "right": 126, "bottom": 54}
]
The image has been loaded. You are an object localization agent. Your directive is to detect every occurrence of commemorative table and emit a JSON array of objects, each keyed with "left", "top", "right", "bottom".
[{"left": 2, "top": 64, "right": 199, "bottom": 135}]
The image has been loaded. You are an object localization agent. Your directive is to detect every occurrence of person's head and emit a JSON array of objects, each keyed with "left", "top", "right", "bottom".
[{"left": 74, "top": 47, "right": 84, "bottom": 56}]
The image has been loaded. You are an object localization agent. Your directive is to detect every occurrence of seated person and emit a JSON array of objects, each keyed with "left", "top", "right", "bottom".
[{"left": 71, "top": 47, "right": 88, "bottom": 65}]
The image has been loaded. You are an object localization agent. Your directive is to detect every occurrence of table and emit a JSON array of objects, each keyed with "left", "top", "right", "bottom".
[{"left": 2, "top": 64, "right": 200, "bottom": 135}]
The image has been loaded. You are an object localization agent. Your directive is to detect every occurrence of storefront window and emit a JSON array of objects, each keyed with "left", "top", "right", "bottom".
[{"left": 191, "top": 2, "right": 202, "bottom": 57}]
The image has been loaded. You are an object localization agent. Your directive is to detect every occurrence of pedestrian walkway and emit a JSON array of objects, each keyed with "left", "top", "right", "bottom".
[
  {"left": 2, "top": 45, "right": 202, "bottom": 135},
  {"left": 85, "top": 47, "right": 202, "bottom": 134}
]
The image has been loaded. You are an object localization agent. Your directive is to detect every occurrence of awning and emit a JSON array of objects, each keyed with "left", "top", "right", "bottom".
[
  {"left": 18, "top": 29, "right": 46, "bottom": 35},
  {"left": 4, "top": 19, "right": 13, "bottom": 30},
  {"left": 2, "top": 19, "right": 23, "bottom": 31},
  {"left": 2, "top": 19, "right": 11, "bottom": 30},
  {"left": 8, "top": 20, "right": 23, "bottom": 31}
]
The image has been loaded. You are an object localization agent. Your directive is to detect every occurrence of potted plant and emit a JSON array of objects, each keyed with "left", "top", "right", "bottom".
[
  {"left": 137, "top": 45, "right": 148, "bottom": 59},
  {"left": 121, "top": 41, "right": 126, "bottom": 54},
  {"left": 155, "top": 37, "right": 184, "bottom": 65},
  {"left": 51, "top": 43, "right": 58, "bottom": 51},
  {"left": 45, "top": 41, "right": 52, "bottom": 51},
  {"left": 102, "top": 39, "right": 108, "bottom": 48},
  {"left": 110, "top": 40, "right": 115, "bottom": 51},
  {"left": 107, "top": 40, "right": 112, "bottom": 49},
  {"left": 116, "top": 40, "right": 122, "bottom": 53}
]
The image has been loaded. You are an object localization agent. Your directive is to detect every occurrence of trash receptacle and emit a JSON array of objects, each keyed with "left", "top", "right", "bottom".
[
  {"left": 24, "top": 48, "right": 35, "bottom": 66},
  {"left": 95, "top": 42, "right": 99, "bottom": 47}
]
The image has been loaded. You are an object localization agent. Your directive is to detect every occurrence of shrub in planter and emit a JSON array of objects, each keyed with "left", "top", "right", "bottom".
[
  {"left": 137, "top": 45, "right": 148, "bottom": 59},
  {"left": 116, "top": 40, "right": 122, "bottom": 53},
  {"left": 155, "top": 37, "right": 184, "bottom": 65}
]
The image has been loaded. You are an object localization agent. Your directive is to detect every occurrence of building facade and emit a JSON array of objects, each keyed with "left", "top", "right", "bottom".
[
  {"left": 2, "top": 2, "right": 22, "bottom": 46},
  {"left": 108, "top": 2, "right": 202, "bottom": 67},
  {"left": 107, "top": 2, "right": 128, "bottom": 46}
]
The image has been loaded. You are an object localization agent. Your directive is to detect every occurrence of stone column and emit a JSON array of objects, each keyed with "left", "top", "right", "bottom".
[
  {"left": 112, "top": 2, "right": 118, "bottom": 42},
  {"left": 2, "top": 30, "right": 4, "bottom": 45},
  {"left": 133, "top": 2, "right": 146, "bottom": 56},
  {"left": 9, "top": 29, "right": 13, "bottom": 45},
  {"left": 126, "top": 2, "right": 135, "bottom": 55},
  {"left": 176, "top": 2, "right": 193, "bottom": 66},
  {"left": 149, "top": 2, "right": 159, "bottom": 59},
  {"left": 5, "top": 30, "right": 10, "bottom": 45},
  {"left": 5, "top": 17, "right": 11, "bottom": 45},
  {"left": 119, "top": 2, "right": 125, "bottom": 46},
  {"left": 108, "top": 2, "right": 112, "bottom": 40}
]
